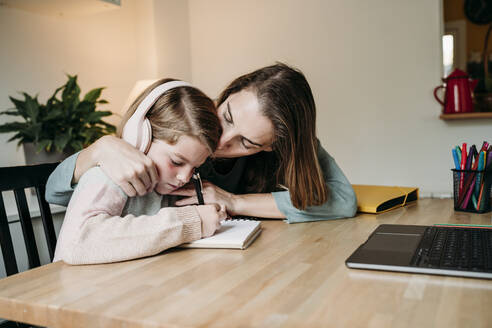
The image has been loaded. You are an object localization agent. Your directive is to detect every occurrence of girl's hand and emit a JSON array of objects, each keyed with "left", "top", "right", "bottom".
[
  {"left": 88, "top": 136, "right": 159, "bottom": 197},
  {"left": 172, "top": 181, "right": 238, "bottom": 216},
  {"left": 196, "top": 204, "right": 227, "bottom": 237}
]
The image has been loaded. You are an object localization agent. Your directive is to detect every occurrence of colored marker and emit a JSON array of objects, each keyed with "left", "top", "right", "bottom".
[
  {"left": 455, "top": 146, "right": 462, "bottom": 163},
  {"left": 459, "top": 143, "right": 467, "bottom": 197},
  {"left": 452, "top": 148, "right": 460, "bottom": 170}
]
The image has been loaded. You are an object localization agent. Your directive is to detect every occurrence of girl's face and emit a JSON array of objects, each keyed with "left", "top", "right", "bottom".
[
  {"left": 146, "top": 136, "right": 210, "bottom": 195},
  {"left": 214, "top": 90, "right": 274, "bottom": 158}
]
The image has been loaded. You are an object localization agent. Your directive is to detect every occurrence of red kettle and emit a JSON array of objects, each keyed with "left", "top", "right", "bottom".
[{"left": 434, "top": 69, "right": 479, "bottom": 113}]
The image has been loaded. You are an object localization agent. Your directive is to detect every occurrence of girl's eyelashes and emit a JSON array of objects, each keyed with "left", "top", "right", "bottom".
[{"left": 171, "top": 159, "right": 183, "bottom": 166}]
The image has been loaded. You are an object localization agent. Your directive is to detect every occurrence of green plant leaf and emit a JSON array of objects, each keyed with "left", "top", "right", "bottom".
[
  {"left": 50, "top": 85, "right": 65, "bottom": 99},
  {"left": 23, "top": 122, "right": 42, "bottom": 141},
  {"left": 86, "top": 111, "right": 113, "bottom": 123},
  {"left": 7, "top": 132, "right": 24, "bottom": 143},
  {"left": 2, "top": 74, "right": 114, "bottom": 151},
  {"left": 62, "top": 75, "right": 78, "bottom": 100},
  {"left": 83, "top": 87, "right": 105, "bottom": 103},
  {"left": 36, "top": 139, "right": 52, "bottom": 152},
  {"left": 62, "top": 75, "right": 81, "bottom": 113},
  {"left": 99, "top": 122, "right": 116, "bottom": 133},
  {"left": 54, "top": 133, "right": 71, "bottom": 152},
  {"left": 75, "top": 101, "right": 96, "bottom": 115},
  {"left": 70, "top": 140, "right": 84, "bottom": 151},
  {"left": 0, "top": 110, "right": 22, "bottom": 117},
  {"left": 8, "top": 96, "right": 28, "bottom": 118},
  {"left": 0, "top": 121, "right": 29, "bottom": 133},
  {"left": 23, "top": 93, "right": 40, "bottom": 122},
  {"left": 44, "top": 106, "right": 64, "bottom": 121}
]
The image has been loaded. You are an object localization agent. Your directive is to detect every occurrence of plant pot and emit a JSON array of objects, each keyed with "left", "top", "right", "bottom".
[
  {"left": 473, "top": 93, "right": 492, "bottom": 112},
  {"left": 23, "top": 143, "right": 72, "bottom": 165}
]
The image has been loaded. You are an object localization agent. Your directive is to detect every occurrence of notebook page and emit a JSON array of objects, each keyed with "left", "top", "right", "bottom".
[{"left": 181, "top": 220, "right": 261, "bottom": 249}]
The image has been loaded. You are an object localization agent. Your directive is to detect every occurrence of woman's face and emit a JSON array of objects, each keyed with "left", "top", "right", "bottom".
[
  {"left": 214, "top": 90, "right": 274, "bottom": 158},
  {"left": 147, "top": 136, "right": 210, "bottom": 195}
]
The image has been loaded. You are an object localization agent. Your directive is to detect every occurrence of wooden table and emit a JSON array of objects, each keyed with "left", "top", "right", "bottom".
[{"left": 1, "top": 199, "right": 491, "bottom": 328}]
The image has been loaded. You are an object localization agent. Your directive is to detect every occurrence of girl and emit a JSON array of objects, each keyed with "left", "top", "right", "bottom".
[
  {"left": 53, "top": 79, "right": 226, "bottom": 265},
  {"left": 47, "top": 63, "right": 357, "bottom": 224}
]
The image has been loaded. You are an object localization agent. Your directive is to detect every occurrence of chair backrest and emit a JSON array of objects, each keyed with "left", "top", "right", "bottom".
[{"left": 0, "top": 163, "right": 59, "bottom": 276}]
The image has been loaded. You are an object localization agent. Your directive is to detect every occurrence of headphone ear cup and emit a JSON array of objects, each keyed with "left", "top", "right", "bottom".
[
  {"left": 140, "top": 118, "right": 152, "bottom": 154},
  {"left": 121, "top": 80, "right": 191, "bottom": 153}
]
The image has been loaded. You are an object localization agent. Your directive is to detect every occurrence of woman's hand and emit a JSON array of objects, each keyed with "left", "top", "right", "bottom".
[
  {"left": 75, "top": 135, "right": 159, "bottom": 197},
  {"left": 172, "top": 181, "right": 238, "bottom": 216},
  {"left": 196, "top": 204, "right": 227, "bottom": 237}
]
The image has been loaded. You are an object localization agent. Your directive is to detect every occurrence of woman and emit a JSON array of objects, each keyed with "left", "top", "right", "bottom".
[{"left": 46, "top": 63, "right": 357, "bottom": 223}]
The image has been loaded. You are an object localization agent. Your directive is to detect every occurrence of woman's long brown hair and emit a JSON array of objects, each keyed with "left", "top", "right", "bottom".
[{"left": 216, "top": 63, "right": 327, "bottom": 210}]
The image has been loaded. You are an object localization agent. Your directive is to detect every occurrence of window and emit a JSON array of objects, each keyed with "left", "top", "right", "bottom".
[
  {"left": 442, "top": 20, "right": 467, "bottom": 77},
  {"left": 442, "top": 34, "right": 455, "bottom": 77}
]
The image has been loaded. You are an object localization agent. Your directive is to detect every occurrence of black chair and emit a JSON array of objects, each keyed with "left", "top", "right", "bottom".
[{"left": 0, "top": 163, "right": 59, "bottom": 328}]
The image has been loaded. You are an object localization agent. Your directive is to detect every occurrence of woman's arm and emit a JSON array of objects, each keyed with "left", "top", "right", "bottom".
[
  {"left": 173, "top": 183, "right": 285, "bottom": 218},
  {"left": 45, "top": 152, "right": 80, "bottom": 206},
  {"left": 54, "top": 167, "right": 224, "bottom": 265},
  {"left": 173, "top": 144, "right": 356, "bottom": 222},
  {"left": 45, "top": 136, "right": 159, "bottom": 206},
  {"left": 272, "top": 143, "right": 357, "bottom": 223},
  {"left": 232, "top": 193, "right": 284, "bottom": 218}
]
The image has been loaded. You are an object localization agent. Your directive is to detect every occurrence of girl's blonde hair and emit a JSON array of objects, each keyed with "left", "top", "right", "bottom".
[{"left": 117, "top": 78, "right": 221, "bottom": 153}]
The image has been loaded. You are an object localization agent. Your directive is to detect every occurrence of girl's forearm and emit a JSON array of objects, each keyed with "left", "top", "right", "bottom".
[{"left": 232, "top": 193, "right": 285, "bottom": 219}]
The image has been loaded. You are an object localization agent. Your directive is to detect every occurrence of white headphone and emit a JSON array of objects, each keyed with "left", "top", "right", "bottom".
[{"left": 122, "top": 80, "right": 192, "bottom": 153}]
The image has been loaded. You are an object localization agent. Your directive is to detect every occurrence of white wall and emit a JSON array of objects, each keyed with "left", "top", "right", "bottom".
[
  {"left": 0, "top": 0, "right": 154, "bottom": 167},
  {"left": 187, "top": 0, "right": 491, "bottom": 196},
  {"left": 153, "top": 0, "right": 191, "bottom": 81},
  {"left": 1, "top": 0, "right": 490, "bottom": 196},
  {"left": 0, "top": 0, "right": 193, "bottom": 168}
]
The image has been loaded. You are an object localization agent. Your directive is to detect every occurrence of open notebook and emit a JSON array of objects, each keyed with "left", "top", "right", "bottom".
[{"left": 181, "top": 219, "right": 262, "bottom": 249}]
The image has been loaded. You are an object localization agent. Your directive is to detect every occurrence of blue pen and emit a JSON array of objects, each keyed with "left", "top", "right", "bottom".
[
  {"left": 475, "top": 151, "right": 485, "bottom": 199},
  {"left": 455, "top": 146, "right": 461, "bottom": 164},
  {"left": 452, "top": 148, "right": 460, "bottom": 169}
]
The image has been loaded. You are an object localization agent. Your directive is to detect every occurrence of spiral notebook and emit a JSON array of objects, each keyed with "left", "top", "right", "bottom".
[{"left": 181, "top": 219, "right": 262, "bottom": 249}]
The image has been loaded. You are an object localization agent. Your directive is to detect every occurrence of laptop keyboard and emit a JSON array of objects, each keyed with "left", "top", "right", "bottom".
[{"left": 411, "top": 227, "right": 492, "bottom": 272}]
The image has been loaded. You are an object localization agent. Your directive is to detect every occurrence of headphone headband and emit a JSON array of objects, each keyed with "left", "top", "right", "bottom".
[{"left": 122, "top": 80, "right": 192, "bottom": 153}]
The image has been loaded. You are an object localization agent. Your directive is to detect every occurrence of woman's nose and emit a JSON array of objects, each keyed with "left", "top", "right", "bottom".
[{"left": 218, "top": 130, "right": 233, "bottom": 150}]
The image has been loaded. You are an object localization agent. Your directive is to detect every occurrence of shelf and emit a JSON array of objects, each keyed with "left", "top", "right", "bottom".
[{"left": 439, "top": 112, "right": 492, "bottom": 120}]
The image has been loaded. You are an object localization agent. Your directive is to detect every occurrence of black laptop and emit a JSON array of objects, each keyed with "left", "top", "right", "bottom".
[{"left": 346, "top": 224, "right": 492, "bottom": 279}]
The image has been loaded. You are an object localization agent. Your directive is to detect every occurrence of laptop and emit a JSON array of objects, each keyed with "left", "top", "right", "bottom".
[{"left": 345, "top": 224, "right": 492, "bottom": 279}]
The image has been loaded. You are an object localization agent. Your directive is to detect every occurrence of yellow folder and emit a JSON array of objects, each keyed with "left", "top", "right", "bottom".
[{"left": 353, "top": 185, "right": 419, "bottom": 214}]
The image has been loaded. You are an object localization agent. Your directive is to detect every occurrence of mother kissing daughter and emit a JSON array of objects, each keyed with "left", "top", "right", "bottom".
[{"left": 47, "top": 63, "right": 357, "bottom": 226}]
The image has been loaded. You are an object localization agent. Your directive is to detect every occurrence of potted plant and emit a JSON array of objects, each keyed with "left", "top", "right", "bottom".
[{"left": 0, "top": 74, "right": 116, "bottom": 164}]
